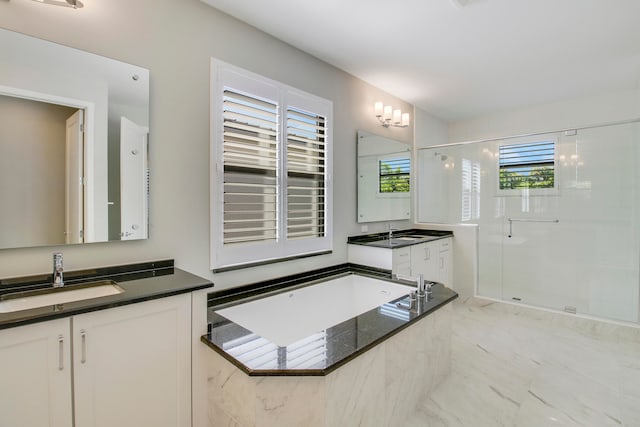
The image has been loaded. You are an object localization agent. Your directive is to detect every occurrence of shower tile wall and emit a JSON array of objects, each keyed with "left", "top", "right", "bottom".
[{"left": 418, "top": 122, "right": 640, "bottom": 323}]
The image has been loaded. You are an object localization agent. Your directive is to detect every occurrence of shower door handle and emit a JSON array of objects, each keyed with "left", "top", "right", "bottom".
[{"left": 507, "top": 218, "right": 559, "bottom": 238}]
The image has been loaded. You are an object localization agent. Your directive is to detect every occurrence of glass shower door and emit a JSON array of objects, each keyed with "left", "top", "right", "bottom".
[{"left": 500, "top": 123, "right": 639, "bottom": 322}]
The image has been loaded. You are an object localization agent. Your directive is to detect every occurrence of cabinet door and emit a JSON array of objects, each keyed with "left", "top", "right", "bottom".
[
  {"left": 0, "top": 318, "right": 72, "bottom": 427},
  {"left": 438, "top": 251, "right": 451, "bottom": 286},
  {"left": 392, "top": 247, "right": 411, "bottom": 276},
  {"left": 410, "top": 242, "right": 439, "bottom": 281},
  {"left": 73, "top": 294, "right": 191, "bottom": 427},
  {"left": 438, "top": 238, "right": 453, "bottom": 286}
]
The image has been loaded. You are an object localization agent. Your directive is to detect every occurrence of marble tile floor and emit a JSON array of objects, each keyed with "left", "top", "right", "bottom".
[{"left": 406, "top": 297, "right": 640, "bottom": 427}]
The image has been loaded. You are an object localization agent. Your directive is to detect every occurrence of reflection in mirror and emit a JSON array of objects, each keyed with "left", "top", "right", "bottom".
[
  {"left": 0, "top": 28, "right": 150, "bottom": 250},
  {"left": 357, "top": 130, "right": 411, "bottom": 223}
]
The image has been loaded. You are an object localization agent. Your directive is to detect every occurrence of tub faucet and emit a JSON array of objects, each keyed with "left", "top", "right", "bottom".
[
  {"left": 388, "top": 224, "right": 399, "bottom": 240},
  {"left": 53, "top": 252, "right": 64, "bottom": 287},
  {"left": 394, "top": 273, "right": 430, "bottom": 298}
]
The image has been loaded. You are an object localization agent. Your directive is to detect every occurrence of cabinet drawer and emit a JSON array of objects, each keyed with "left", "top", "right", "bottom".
[
  {"left": 439, "top": 238, "right": 451, "bottom": 252},
  {"left": 394, "top": 262, "right": 411, "bottom": 276},
  {"left": 393, "top": 247, "right": 411, "bottom": 264}
]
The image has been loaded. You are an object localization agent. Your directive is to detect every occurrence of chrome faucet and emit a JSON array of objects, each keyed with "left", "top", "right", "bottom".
[
  {"left": 388, "top": 224, "right": 399, "bottom": 240},
  {"left": 394, "top": 273, "right": 432, "bottom": 298},
  {"left": 53, "top": 252, "right": 64, "bottom": 287}
]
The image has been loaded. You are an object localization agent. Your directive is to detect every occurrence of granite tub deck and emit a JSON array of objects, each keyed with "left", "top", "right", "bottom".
[{"left": 202, "top": 265, "right": 457, "bottom": 426}]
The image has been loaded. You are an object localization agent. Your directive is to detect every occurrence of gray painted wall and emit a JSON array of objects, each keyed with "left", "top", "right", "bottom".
[{"left": 0, "top": 0, "right": 414, "bottom": 289}]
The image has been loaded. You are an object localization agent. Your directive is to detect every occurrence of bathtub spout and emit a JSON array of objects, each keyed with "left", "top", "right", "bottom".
[{"left": 393, "top": 273, "right": 431, "bottom": 298}]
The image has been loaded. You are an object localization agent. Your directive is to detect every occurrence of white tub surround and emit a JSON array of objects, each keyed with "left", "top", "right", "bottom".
[
  {"left": 206, "top": 303, "right": 453, "bottom": 426},
  {"left": 203, "top": 271, "right": 457, "bottom": 375},
  {"left": 202, "top": 267, "right": 457, "bottom": 426}
]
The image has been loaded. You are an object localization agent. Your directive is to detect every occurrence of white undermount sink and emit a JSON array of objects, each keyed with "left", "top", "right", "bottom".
[{"left": 0, "top": 280, "right": 124, "bottom": 313}]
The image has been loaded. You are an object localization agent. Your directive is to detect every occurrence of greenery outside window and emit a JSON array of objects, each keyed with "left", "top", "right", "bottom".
[
  {"left": 379, "top": 158, "right": 410, "bottom": 193},
  {"left": 499, "top": 140, "right": 555, "bottom": 190}
]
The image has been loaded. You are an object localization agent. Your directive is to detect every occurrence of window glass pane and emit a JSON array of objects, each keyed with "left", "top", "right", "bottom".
[
  {"left": 499, "top": 141, "right": 554, "bottom": 190},
  {"left": 379, "top": 158, "right": 410, "bottom": 193}
]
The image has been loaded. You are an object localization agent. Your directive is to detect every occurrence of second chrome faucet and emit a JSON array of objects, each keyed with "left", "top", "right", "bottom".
[{"left": 53, "top": 252, "right": 64, "bottom": 287}]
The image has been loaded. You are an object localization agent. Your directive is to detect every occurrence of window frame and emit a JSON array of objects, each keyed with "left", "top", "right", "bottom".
[
  {"left": 496, "top": 136, "right": 559, "bottom": 197},
  {"left": 210, "top": 59, "right": 333, "bottom": 270}
]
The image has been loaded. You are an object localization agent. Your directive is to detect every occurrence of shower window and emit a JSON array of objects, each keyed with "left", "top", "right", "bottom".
[{"left": 498, "top": 140, "right": 555, "bottom": 191}]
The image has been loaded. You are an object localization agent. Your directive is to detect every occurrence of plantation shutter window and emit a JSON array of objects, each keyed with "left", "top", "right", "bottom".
[
  {"left": 211, "top": 60, "right": 333, "bottom": 270},
  {"left": 223, "top": 90, "right": 279, "bottom": 244},
  {"left": 286, "top": 107, "right": 326, "bottom": 240},
  {"left": 461, "top": 159, "right": 481, "bottom": 221}
]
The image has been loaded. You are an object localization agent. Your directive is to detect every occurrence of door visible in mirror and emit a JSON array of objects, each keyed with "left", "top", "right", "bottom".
[{"left": 0, "top": 28, "right": 150, "bottom": 249}]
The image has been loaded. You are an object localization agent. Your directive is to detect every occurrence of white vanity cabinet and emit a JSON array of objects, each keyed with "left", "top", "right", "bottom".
[
  {"left": 0, "top": 293, "right": 193, "bottom": 427},
  {"left": 73, "top": 293, "right": 192, "bottom": 427},
  {"left": 348, "top": 237, "right": 453, "bottom": 286},
  {"left": 0, "top": 318, "right": 73, "bottom": 427},
  {"left": 347, "top": 244, "right": 411, "bottom": 275},
  {"left": 410, "top": 242, "right": 438, "bottom": 281},
  {"left": 393, "top": 246, "right": 412, "bottom": 276},
  {"left": 411, "top": 238, "right": 453, "bottom": 286}
]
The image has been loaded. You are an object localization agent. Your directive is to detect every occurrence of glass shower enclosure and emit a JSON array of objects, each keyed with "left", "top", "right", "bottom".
[{"left": 418, "top": 121, "right": 640, "bottom": 323}]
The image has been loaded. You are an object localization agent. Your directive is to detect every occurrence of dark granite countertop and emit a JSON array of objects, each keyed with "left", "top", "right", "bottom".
[
  {"left": 347, "top": 229, "right": 453, "bottom": 249},
  {"left": 201, "top": 265, "right": 457, "bottom": 376},
  {"left": 0, "top": 260, "right": 213, "bottom": 330}
]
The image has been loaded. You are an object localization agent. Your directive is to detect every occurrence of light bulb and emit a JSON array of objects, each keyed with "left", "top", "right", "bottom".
[
  {"left": 383, "top": 105, "right": 392, "bottom": 121},
  {"left": 393, "top": 109, "right": 402, "bottom": 125},
  {"left": 374, "top": 102, "right": 383, "bottom": 117}
]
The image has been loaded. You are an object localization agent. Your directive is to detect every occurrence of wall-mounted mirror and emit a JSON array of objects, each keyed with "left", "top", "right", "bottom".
[
  {"left": 0, "top": 28, "right": 150, "bottom": 250},
  {"left": 357, "top": 130, "right": 411, "bottom": 223}
]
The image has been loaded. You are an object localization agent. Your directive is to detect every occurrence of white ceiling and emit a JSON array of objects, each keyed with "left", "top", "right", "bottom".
[{"left": 201, "top": 0, "right": 640, "bottom": 122}]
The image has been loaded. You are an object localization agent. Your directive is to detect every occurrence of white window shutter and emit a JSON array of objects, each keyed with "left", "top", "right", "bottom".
[
  {"left": 211, "top": 60, "right": 333, "bottom": 270},
  {"left": 285, "top": 107, "right": 326, "bottom": 240},
  {"left": 222, "top": 89, "right": 279, "bottom": 244}
]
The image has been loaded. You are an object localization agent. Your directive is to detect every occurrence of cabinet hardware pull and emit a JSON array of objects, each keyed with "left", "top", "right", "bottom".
[
  {"left": 58, "top": 335, "right": 64, "bottom": 371},
  {"left": 80, "top": 330, "right": 87, "bottom": 364}
]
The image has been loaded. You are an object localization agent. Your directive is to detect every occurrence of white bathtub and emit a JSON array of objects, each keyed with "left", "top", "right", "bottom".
[{"left": 215, "top": 274, "right": 411, "bottom": 346}]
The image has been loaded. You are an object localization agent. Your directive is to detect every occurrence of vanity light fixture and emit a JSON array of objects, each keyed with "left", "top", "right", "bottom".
[
  {"left": 374, "top": 102, "right": 410, "bottom": 128},
  {"left": 31, "top": 0, "right": 83, "bottom": 9}
]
